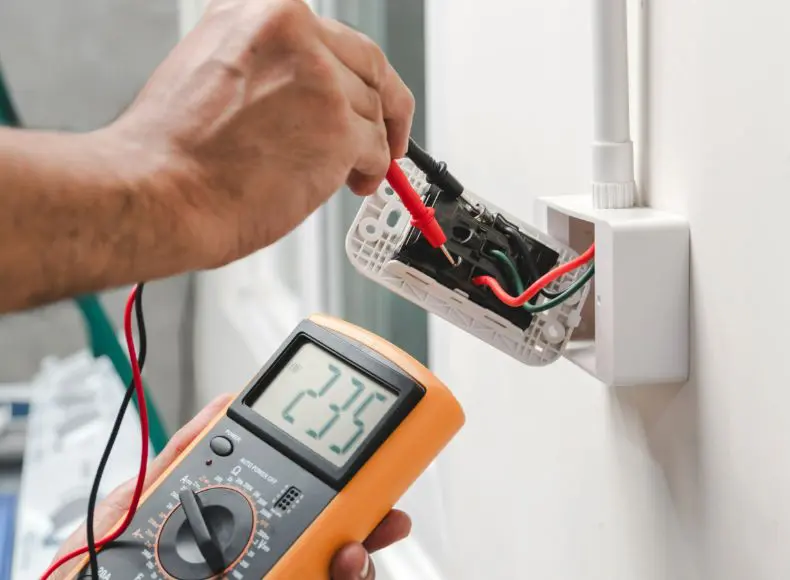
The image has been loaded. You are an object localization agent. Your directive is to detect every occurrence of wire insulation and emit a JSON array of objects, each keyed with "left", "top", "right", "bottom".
[
  {"left": 40, "top": 285, "right": 150, "bottom": 580},
  {"left": 86, "top": 284, "right": 147, "bottom": 577},
  {"left": 473, "top": 245, "right": 595, "bottom": 307},
  {"left": 494, "top": 216, "right": 541, "bottom": 280},
  {"left": 406, "top": 138, "right": 464, "bottom": 198},
  {"left": 489, "top": 250, "right": 595, "bottom": 313},
  {"left": 493, "top": 215, "right": 563, "bottom": 299}
]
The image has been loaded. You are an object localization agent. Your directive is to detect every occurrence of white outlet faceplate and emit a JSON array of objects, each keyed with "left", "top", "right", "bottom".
[
  {"left": 536, "top": 195, "right": 690, "bottom": 386},
  {"left": 345, "top": 160, "right": 592, "bottom": 368}
]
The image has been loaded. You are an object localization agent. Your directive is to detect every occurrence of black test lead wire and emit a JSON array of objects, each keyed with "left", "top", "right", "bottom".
[{"left": 86, "top": 283, "right": 147, "bottom": 578}]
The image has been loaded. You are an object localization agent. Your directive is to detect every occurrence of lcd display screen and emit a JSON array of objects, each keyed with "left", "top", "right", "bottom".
[{"left": 248, "top": 342, "right": 397, "bottom": 467}]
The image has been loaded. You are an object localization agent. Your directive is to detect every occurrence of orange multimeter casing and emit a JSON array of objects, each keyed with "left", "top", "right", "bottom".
[{"left": 68, "top": 314, "right": 465, "bottom": 580}]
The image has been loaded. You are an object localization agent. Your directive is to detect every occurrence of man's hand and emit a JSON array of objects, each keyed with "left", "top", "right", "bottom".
[
  {"left": 113, "top": 0, "right": 416, "bottom": 267},
  {"left": 50, "top": 394, "right": 410, "bottom": 580},
  {"left": 0, "top": 0, "right": 415, "bottom": 312}
]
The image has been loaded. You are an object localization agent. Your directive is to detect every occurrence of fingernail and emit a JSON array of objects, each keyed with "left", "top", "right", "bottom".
[{"left": 360, "top": 554, "right": 371, "bottom": 579}]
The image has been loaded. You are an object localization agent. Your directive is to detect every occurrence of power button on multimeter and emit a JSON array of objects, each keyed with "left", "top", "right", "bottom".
[{"left": 209, "top": 436, "right": 233, "bottom": 457}]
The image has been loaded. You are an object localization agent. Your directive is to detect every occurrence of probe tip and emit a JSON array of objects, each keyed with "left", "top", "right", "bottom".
[{"left": 440, "top": 245, "right": 456, "bottom": 266}]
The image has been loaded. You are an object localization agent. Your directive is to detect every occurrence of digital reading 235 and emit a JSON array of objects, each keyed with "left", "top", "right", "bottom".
[{"left": 68, "top": 314, "right": 465, "bottom": 580}]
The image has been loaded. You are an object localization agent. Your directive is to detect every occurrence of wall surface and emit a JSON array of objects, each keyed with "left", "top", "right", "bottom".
[{"left": 427, "top": 0, "right": 790, "bottom": 579}]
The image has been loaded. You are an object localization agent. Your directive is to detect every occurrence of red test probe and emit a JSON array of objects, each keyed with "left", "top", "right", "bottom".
[{"left": 386, "top": 160, "right": 455, "bottom": 265}]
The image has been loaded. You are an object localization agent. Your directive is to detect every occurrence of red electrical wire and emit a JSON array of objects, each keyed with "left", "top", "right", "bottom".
[
  {"left": 473, "top": 244, "right": 596, "bottom": 307},
  {"left": 40, "top": 285, "right": 150, "bottom": 580}
]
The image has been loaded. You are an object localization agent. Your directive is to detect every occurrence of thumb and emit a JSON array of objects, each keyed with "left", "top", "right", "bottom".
[
  {"left": 331, "top": 543, "right": 375, "bottom": 580},
  {"left": 48, "top": 393, "right": 234, "bottom": 578}
]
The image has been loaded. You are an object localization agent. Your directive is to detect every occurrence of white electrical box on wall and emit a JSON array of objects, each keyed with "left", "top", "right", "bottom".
[{"left": 536, "top": 194, "right": 690, "bottom": 386}]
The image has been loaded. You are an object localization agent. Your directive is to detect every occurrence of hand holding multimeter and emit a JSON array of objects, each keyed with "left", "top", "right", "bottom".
[
  {"left": 52, "top": 397, "right": 410, "bottom": 580},
  {"left": 62, "top": 314, "right": 464, "bottom": 579}
]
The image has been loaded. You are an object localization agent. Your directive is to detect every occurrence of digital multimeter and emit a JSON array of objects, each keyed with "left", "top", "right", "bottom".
[{"left": 70, "top": 314, "right": 465, "bottom": 580}]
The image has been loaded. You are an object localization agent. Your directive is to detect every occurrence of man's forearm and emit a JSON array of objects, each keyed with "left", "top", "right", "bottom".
[
  {"left": 0, "top": 127, "right": 205, "bottom": 313},
  {"left": 0, "top": 0, "right": 417, "bottom": 316}
]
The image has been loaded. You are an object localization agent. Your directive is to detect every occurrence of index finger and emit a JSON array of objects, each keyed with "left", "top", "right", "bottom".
[
  {"left": 319, "top": 18, "right": 415, "bottom": 158},
  {"left": 363, "top": 509, "right": 412, "bottom": 553}
]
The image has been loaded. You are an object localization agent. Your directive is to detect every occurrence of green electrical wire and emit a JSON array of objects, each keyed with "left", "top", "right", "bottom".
[{"left": 488, "top": 249, "right": 595, "bottom": 314}]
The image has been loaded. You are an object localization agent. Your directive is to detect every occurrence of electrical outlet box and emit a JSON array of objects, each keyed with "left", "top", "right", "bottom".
[
  {"left": 345, "top": 160, "right": 592, "bottom": 367},
  {"left": 535, "top": 195, "right": 690, "bottom": 386}
]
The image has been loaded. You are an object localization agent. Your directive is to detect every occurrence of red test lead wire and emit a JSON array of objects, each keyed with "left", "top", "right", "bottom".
[
  {"left": 40, "top": 285, "right": 150, "bottom": 580},
  {"left": 386, "top": 160, "right": 455, "bottom": 265}
]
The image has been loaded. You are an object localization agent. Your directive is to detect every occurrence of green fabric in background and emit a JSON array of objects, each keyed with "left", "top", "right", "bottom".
[
  {"left": 0, "top": 66, "right": 19, "bottom": 126},
  {"left": 0, "top": 65, "right": 169, "bottom": 454}
]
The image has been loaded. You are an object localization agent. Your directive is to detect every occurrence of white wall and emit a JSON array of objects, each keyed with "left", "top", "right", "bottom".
[{"left": 427, "top": 1, "right": 790, "bottom": 579}]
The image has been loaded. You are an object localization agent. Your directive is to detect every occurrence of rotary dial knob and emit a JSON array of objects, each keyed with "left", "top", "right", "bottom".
[{"left": 157, "top": 486, "right": 255, "bottom": 580}]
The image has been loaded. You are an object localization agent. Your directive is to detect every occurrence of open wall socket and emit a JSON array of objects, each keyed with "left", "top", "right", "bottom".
[
  {"left": 536, "top": 195, "right": 690, "bottom": 386},
  {"left": 345, "top": 160, "right": 592, "bottom": 368}
]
